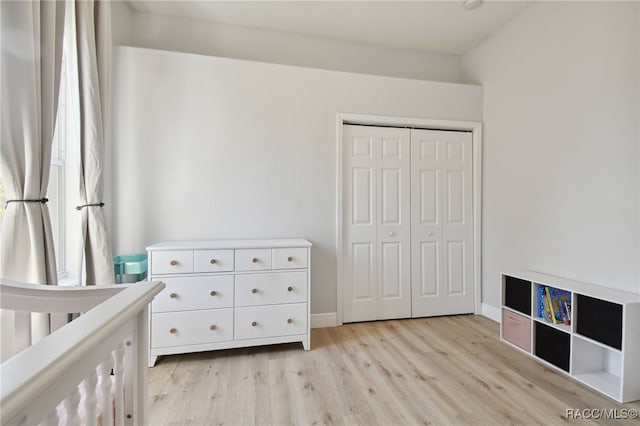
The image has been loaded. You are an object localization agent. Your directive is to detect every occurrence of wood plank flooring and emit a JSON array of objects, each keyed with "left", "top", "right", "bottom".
[{"left": 148, "top": 315, "right": 640, "bottom": 425}]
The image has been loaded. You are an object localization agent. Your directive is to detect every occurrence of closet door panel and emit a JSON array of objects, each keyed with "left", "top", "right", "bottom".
[
  {"left": 343, "top": 126, "right": 378, "bottom": 322},
  {"left": 419, "top": 170, "right": 439, "bottom": 224},
  {"left": 441, "top": 132, "right": 474, "bottom": 313},
  {"left": 377, "top": 132, "right": 411, "bottom": 320},
  {"left": 352, "top": 243, "right": 375, "bottom": 300},
  {"left": 446, "top": 241, "right": 465, "bottom": 295},
  {"left": 352, "top": 168, "right": 373, "bottom": 225},
  {"left": 381, "top": 168, "right": 401, "bottom": 224},
  {"left": 411, "top": 131, "right": 442, "bottom": 315},
  {"left": 381, "top": 243, "right": 401, "bottom": 297},
  {"left": 411, "top": 129, "right": 474, "bottom": 317},
  {"left": 446, "top": 170, "right": 465, "bottom": 224},
  {"left": 343, "top": 125, "right": 410, "bottom": 322},
  {"left": 419, "top": 241, "right": 439, "bottom": 296}
]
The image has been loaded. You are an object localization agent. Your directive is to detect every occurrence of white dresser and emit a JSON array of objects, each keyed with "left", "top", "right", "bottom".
[{"left": 147, "top": 239, "right": 311, "bottom": 366}]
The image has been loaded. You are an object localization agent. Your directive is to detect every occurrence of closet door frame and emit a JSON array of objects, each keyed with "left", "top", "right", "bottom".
[{"left": 336, "top": 113, "right": 483, "bottom": 326}]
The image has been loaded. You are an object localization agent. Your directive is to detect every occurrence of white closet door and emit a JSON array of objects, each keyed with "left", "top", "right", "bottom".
[
  {"left": 410, "top": 129, "right": 474, "bottom": 317},
  {"left": 376, "top": 127, "right": 411, "bottom": 320},
  {"left": 343, "top": 125, "right": 411, "bottom": 322}
]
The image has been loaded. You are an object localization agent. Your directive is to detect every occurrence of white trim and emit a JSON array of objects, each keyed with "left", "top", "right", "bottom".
[
  {"left": 336, "top": 116, "right": 344, "bottom": 326},
  {"left": 481, "top": 303, "right": 501, "bottom": 323},
  {"left": 336, "top": 113, "right": 483, "bottom": 326},
  {"left": 338, "top": 113, "right": 481, "bottom": 131},
  {"left": 472, "top": 124, "right": 483, "bottom": 315},
  {"left": 311, "top": 312, "right": 337, "bottom": 328}
]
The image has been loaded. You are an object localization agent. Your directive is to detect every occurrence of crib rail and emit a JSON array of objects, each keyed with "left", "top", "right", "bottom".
[
  {"left": 0, "top": 278, "right": 127, "bottom": 312},
  {"left": 0, "top": 280, "right": 164, "bottom": 426}
]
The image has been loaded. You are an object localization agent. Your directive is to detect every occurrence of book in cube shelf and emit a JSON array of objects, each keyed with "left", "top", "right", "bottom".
[{"left": 536, "top": 286, "right": 571, "bottom": 325}]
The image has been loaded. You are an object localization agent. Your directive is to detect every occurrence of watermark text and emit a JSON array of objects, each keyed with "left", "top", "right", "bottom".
[{"left": 566, "top": 408, "right": 639, "bottom": 420}]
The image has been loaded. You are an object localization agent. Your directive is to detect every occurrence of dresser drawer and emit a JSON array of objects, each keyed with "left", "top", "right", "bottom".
[
  {"left": 272, "top": 248, "right": 307, "bottom": 270},
  {"left": 151, "top": 251, "right": 193, "bottom": 275},
  {"left": 502, "top": 309, "right": 531, "bottom": 352},
  {"left": 235, "top": 303, "right": 307, "bottom": 340},
  {"left": 235, "top": 272, "right": 307, "bottom": 307},
  {"left": 235, "top": 249, "right": 271, "bottom": 271},
  {"left": 153, "top": 275, "right": 234, "bottom": 313},
  {"left": 152, "top": 309, "right": 233, "bottom": 348},
  {"left": 194, "top": 249, "right": 234, "bottom": 273}
]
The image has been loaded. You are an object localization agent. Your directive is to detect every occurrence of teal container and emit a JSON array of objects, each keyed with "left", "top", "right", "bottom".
[{"left": 113, "top": 253, "right": 148, "bottom": 283}]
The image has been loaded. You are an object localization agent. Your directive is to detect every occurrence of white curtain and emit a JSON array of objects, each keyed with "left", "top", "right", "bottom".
[
  {"left": 73, "top": 0, "right": 114, "bottom": 285},
  {"left": 0, "top": 0, "right": 66, "bottom": 343}
]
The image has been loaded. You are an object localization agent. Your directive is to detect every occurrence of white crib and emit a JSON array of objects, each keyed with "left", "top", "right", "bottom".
[{"left": 0, "top": 279, "right": 165, "bottom": 426}]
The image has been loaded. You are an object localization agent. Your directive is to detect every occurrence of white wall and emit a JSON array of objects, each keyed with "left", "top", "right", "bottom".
[
  {"left": 121, "top": 10, "right": 462, "bottom": 83},
  {"left": 106, "top": 0, "right": 135, "bottom": 245},
  {"left": 462, "top": 1, "right": 640, "bottom": 307},
  {"left": 111, "top": 47, "right": 482, "bottom": 314}
]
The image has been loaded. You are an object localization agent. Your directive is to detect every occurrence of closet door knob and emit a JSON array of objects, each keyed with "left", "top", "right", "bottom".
[
  {"left": 251, "top": 288, "right": 258, "bottom": 294},
  {"left": 210, "top": 259, "right": 217, "bottom": 264},
  {"left": 251, "top": 321, "right": 258, "bottom": 327},
  {"left": 169, "top": 293, "right": 177, "bottom": 299},
  {"left": 251, "top": 257, "right": 258, "bottom": 263},
  {"left": 427, "top": 231, "right": 434, "bottom": 237},
  {"left": 170, "top": 260, "right": 178, "bottom": 266},
  {"left": 210, "top": 325, "right": 217, "bottom": 331},
  {"left": 210, "top": 290, "right": 217, "bottom": 296},
  {"left": 169, "top": 328, "right": 177, "bottom": 334},
  {"left": 287, "top": 286, "right": 293, "bottom": 292},
  {"left": 287, "top": 256, "right": 293, "bottom": 262},
  {"left": 287, "top": 318, "right": 293, "bottom": 324},
  {"left": 389, "top": 231, "right": 396, "bottom": 237}
]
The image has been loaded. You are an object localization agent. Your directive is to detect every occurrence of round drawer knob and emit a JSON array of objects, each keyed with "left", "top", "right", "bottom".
[
  {"left": 210, "top": 290, "right": 217, "bottom": 296},
  {"left": 287, "top": 318, "right": 293, "bottom": 324},
  {"left": 169, "top": 293, "right": 177, "bottom": 299},
  {"left": 210, "top": 259, "right": 217, "bottom": 264},
  {"left": 251, "top": 257, "right": 258, "bottom": 263},
  {"left": 170, "top": 260, "right": 178, "bottom": 266},
  {"left": 287, "top": 256, "right": 293, "bottom": 262},
  {"left": 287, "top": 286, "right": 293, "bottom": 292},
  {"left": 251, "top": 288, "right": 258, "bottom": 294},
  {"left": 210, "top": 325, "right": 217, "bottom": 331},
  {"left": 251, "top": 321, "right": 257, "bottom": 327},
  {"left": 169, "top": 328, "right": 177, "bottom": 334}
]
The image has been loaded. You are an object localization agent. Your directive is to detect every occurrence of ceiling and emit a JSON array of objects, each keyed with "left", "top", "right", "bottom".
[{"left": 125, "top": 1, "right": 532, "bottom": 55}]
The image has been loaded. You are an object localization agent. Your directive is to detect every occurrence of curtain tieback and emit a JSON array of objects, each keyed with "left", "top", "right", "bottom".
[
  {"left": 76, "top": 202, "right": 105, "bottom": 211},
  {"left": 5, "top": 198, "right": 49, "bottom": 208}
]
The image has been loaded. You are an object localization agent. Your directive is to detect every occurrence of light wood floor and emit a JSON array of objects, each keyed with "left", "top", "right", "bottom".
[{"left": 148, "top": 315, "right": 640, "bottom": 425}]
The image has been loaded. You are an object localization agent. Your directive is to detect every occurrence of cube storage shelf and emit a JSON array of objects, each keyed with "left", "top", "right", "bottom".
[{"left": 500, "top": 271, "right": 640, "bottom": 403}]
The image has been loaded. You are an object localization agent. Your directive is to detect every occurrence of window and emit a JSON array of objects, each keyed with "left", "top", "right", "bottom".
[
  {"left": 52, "top": 8, "right": 81, "bottom": 281},
  {"left": 49, "top": 64, "right": 68, "bottom": 277}
]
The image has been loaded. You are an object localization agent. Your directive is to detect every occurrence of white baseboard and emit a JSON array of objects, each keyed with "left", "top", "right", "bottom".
[
  {"left": 312, "top": 308, "right": 498, "bottom": 328},
  {"left": 481, "top": 303, "right": 501, "bottom": 323},
  {"left": 311, "top": 312, "right": 337, "bottom": 328}
]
